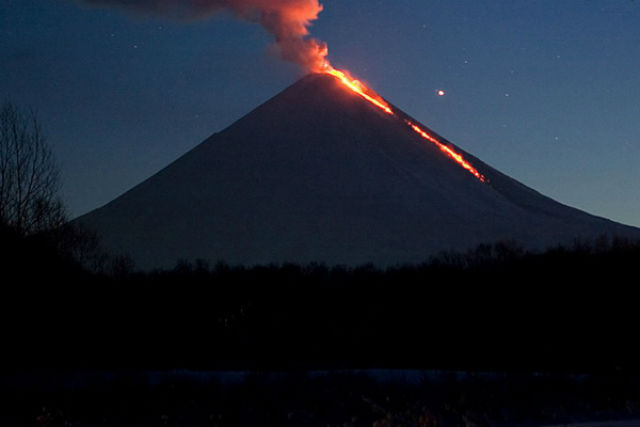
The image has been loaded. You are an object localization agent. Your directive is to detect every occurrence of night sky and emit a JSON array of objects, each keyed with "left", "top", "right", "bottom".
[{"left": 1, "top": 0, "right": 639, "bottom": 227}]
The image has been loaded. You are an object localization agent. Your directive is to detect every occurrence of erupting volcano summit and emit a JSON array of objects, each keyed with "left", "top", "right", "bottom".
[{"left": 77, "top": 73, "right": 640, "bottom": 269}]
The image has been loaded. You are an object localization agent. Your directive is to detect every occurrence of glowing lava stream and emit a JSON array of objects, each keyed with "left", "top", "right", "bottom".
[
  {"left": 406, "top": 121, "right": 486, "bottom": 182},
  {"left": 320, "top": 64, "right": 486, "bottom": 183},
  {"left": 323, "top": 67, "right": 394, "bottom": 115}
]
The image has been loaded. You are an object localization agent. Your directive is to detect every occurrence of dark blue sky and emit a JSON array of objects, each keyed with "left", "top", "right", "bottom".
[{"left": 1, "top": 0, "right": 639, "bottom": 227}]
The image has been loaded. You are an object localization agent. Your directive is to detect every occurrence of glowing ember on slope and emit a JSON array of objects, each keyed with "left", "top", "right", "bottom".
[{"left": 319, "top": 63, "right": 486, "bottom": 183}]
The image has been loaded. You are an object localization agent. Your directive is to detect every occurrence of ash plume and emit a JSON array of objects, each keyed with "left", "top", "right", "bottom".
[{"left": 79, "top": 0, "right": 328, "bottom": 71}]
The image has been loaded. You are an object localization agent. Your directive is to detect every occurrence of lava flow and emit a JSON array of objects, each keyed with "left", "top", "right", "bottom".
[
  {"left": 320, "top": 63, "right": 486, "bottom": 183},
  {"left": 321, "top": 66, "right": 394, "bottom": 115}
]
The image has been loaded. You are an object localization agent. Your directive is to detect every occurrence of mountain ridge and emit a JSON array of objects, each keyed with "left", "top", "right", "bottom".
[{"left": 76, "top": 73, "right": 640, "bottom": 269}]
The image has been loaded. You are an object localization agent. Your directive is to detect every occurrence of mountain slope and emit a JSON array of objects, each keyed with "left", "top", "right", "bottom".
[{"left": 76, "top": 74, "right": 640, "bottom": 269}]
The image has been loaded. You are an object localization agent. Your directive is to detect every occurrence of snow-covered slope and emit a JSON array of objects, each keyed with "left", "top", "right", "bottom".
[{"left": 76, "top": 74, "right": 640, "bottom": 269}]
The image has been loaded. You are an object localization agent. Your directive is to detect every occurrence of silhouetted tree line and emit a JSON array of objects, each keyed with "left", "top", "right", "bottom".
[
  {"left": 0, "top": 101, "right": 108, "bottom": 280},
  {"left": 3, "top": 227, "right": 640, "bottom": 373}
]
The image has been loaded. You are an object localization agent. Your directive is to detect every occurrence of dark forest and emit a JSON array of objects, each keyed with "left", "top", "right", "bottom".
[{"left": 3, "top": 225, "right": 638, "bottom": 374}]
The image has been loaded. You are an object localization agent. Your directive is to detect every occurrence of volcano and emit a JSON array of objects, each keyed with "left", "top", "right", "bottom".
[{"left": 77, "top": 74, "right": 640, "bottom": 269}]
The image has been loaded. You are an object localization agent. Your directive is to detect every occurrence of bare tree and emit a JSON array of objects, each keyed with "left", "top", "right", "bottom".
[{"left": 0, "top": 102, "right": 65, "bottom": 236}]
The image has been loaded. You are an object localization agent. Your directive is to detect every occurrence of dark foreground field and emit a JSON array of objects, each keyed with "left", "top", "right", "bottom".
[
  {"left": 3, "top": 369, "right": 640, "bottom": 427},
  {"left": 3, "top": 232, "right": 640, "bottom": 426}
]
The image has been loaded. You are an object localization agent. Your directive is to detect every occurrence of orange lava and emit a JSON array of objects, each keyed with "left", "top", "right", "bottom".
[
  {"left": 407, "top": 121, "right": 486, "bottom": 182},
  {"left": 321, "top": 64, "right": 394, "bottom": 115},
  {"left": 320, "top": 63, "right": 486, "bottom": 183}
]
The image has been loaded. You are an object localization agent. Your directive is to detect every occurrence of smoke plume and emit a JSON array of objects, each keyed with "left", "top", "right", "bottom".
[{"left": 79, "top": 0, "right": 328, "bottom": 71}]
